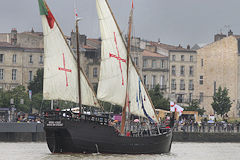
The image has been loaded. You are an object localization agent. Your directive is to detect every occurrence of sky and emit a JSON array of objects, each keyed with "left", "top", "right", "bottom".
[{"left": 1, "top": 0, "right": 240, "bottom": 48}]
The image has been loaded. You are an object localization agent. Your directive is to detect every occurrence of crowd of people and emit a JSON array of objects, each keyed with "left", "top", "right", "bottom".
[{"left": 174, "top": 118, "right": 240, "bottom": 133}]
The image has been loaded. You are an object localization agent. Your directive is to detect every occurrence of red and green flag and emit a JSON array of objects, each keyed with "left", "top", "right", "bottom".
[{"left": 38, "top": 0, "right": 55, "bottom": 29}]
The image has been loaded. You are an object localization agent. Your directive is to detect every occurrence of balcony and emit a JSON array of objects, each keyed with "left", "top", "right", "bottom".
[
  {"left": 180, "top": 84, "right": 185, "bottom": 90},
  {"left": 189, "top": 84, "right": 194, "bottom": 90},
  {"left": 160, "top": 85, "right": 167, "bottom": 90},
  {"left": 171, "top": 84, "right": 176, "bottom": 90}
]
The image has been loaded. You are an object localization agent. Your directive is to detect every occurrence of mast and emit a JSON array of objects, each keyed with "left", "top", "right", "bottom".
[
  {"left": 76, "top": 19, "right": 82, "bottom": 115},
  {"left": 120, "top": 1, "right": 134, "bottom": 134}
]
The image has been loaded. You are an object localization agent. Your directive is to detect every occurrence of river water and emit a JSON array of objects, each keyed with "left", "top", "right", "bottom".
[{"left": 0, "top": 142, "right": 239, "bottom": 160}]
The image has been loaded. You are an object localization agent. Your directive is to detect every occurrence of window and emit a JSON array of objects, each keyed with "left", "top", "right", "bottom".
[
  {"left": 172, "top": 55, "right": 176, "bottom": 61},
  {"left": 143, "top": 59, "right": 147, "bottom": 68},
  {"left": 189, "top": 80, "right": 194, "bottom": 90},
  {"left": 201, "top": 59, "right": 203, "bottom": 67},
  {"left": 12, "top": 54, "right": 16, "bottom": 63},
  {"left": 172, "top": 65, "right": 176, "bottom": 76},
  {"left": 152, "top": 60, "right": 156, "bottom": 68},
  {"left": 160, "top": 75, "right": 165, "bottom": 89},
  {"left": 93, "top": 67, "right": 98, "bottom": 77},
  {"left": 181, "top": 55, "right": 185, "bottom": 61},
  {"left": 29, "top": 55, "right": 33, "bottom": 63},
  {"left": 0, "top": 54, "right": 3, "bottom": 63},
  {"left": 200, "top": 92, "right": 204, "bottom": 103},
  {"left": 143, "top": 75, "right": 147, "bottom": 85},
  {"left": 189, "top": 66, "right": 194, "bottom": 76},
  {"left": 161, "top": 60, "right": 164, "bottom": 69},
  {"left": 39, "top": 55, "right": 43, "bottom": 64},
  {"left": 199, "top": 75, "right": 203, "bottom": 85},
  {"left": 152, "top": 75, "right": 156, "bottom": 88},
  {"left": 190, "top": 55, "right": 193, "bottom": 62},
  {"left": 171, "top": 79, "right": 176, "bottom": 90},
  {"left": 189, "top": 93, "right": 192, "bottom": 102},
  {"left": 134, "top": 57, "right": 139, "bottom": 66},
  {"left": 12, "top": 69, "right": 17, "bottom": 80},
  {"left": 29, "top": 71, "right": 33, "bottom": 82},
  {"left": 177, "top": 94, "right": 184, "bottom": 103},
  {"left": 180, "top": 66, "right": 185, "bottom": 76},
  {"left": 180, "top": 79, "right": 185, "bottom": 90},
  {"left": 0, "top": 69, "right": 3, "bottom": 80}
]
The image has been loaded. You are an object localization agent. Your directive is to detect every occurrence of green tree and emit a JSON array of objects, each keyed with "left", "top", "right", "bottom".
[
  {"left": 28, "top": 68, "right": 43, "bottom": 94},
  {"left": 9, "top": 85, "right": 30, "bottom": 112},
  {"left": 103, "top": 102, "right": 122, "bottom": 114},
  {"left": 0, "top": 89, "right": 11, "bottom": 108},
  {"left": 148, "top": 84, "right": 169, "bottom": 110},
  {"left": 211, "top": 86, "right": 232, "bottom": 117},
  {"left": 185, "top": 99, "right": 205, "bottom": 116}
]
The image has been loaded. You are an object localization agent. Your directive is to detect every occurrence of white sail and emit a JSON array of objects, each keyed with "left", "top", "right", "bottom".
[
  {"left": 96, "top": 0, "right": 157, "bottom": 121},
  {"left": 96, "top": 0, "right": 127, "bottom": 107},
  {"left": 40, "top": 4, "right": 100, "bottom": 108},
  {"left": 128, "top": 61, "right": 158, "bottom": 122}
]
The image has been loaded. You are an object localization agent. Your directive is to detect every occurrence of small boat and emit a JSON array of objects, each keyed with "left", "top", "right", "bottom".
[{"left": 38, "top": 0, "right": 173, "bottom": 154}]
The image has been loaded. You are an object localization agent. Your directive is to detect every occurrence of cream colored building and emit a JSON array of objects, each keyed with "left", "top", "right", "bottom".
[
  {"left": 0, "top": 42, "right": 44, "bottom": 90},
  {"left": 196, "top": 34, "right": 240, "bottom": 117},
  {"left": 169, "top": 48, "right": 197, "bottom": 106},
  {"left": 0, "top": 29, "right": 44, "bottom": 90},
  {"left": 142, "top": 50, "right": 168, "bottom": 92}
]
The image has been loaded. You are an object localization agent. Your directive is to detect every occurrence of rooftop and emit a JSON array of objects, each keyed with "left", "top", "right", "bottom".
[{"left": 142, "top": 50, "right": 167, "bottom": 58}]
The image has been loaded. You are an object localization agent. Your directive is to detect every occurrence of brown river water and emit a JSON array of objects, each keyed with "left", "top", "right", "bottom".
[{"left": 0, "top": 142, "right": 239, "bottom": 160}]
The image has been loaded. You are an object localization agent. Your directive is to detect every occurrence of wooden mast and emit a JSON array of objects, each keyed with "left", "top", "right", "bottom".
[
  {"left": 120, "top": 1, "right": 134, "bottom": 135},
  {"left": 76, "top": 19, "right": 82, "bottom": 115}
]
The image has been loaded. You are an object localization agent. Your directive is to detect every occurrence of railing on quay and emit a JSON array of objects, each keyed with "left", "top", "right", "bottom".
[{"left": 173, "top": 123, "right": 240, "bottom": 133}]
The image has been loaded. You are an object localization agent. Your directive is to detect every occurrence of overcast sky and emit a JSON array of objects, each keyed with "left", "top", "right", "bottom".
[{"left": 1, "top": 0, "right": 240, "bottom": 47}]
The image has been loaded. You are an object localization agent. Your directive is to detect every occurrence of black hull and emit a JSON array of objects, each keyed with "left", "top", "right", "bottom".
[{"left": 44, "top": 118, "right": 173, "bottom": 154}]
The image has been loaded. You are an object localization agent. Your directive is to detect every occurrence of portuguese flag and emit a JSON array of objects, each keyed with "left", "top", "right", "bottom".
[{"left": 38, "top": 0, "right": 55, "bottom": 29}]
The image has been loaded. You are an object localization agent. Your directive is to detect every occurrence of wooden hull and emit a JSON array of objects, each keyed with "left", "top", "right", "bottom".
[{"left": 44, "top": 118, "right": 173, "bottom": 154}]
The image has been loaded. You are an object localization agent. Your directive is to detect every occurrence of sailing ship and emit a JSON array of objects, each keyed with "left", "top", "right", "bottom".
[{"left": 39, "top": 0, "right": 173, "bottom": 154}]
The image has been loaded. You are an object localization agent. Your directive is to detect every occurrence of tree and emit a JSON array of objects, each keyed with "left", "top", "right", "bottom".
[
  {"left": 28, "top": 68, "right": 43, "bottom": 95},
  {"left": 185, "top": 99, "right": 205, "bottom": 116},
  {"left": 0, "top": 89, "right": 11, "bottom": 108},
  {"left": 9, "top": 86, "right": 30, "bottom": 112},
  {"left": 211, "top": 86, "right": 232, "bottom": 118},
  {"left": 148, "top": 84, "right": 169, "bottom": 110}
]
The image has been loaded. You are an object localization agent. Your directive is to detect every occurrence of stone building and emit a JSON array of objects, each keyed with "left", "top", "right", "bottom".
[
  {"left": 0, "top": 40, "right": 44, "bottom": 90},
  {"left": 196, "top": 32, "right": 240, "bottom": 117},
  {"left": 142, "top": 50, "right": 168, "bottom": 92},
  {"left": 138, "top": 40, "right": 197, "bottom": 105},
  {"left": 169, "top": 48, "right": 197, "bottom": 106}
]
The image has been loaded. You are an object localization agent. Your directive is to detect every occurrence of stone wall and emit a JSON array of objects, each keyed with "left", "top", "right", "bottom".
[{"left": 173, "top": 132, "right": 240, "bottom": 142}]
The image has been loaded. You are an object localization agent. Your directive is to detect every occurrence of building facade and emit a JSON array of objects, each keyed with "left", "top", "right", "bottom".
[
  {"left": 169, "top": 49, "right": 197, "bottom": 106},
  {"left": 196, "top": 34, "right": 240, "bottom": 117},
  {"left": 0, "top": 29, "right": 44, "bottom": 90}
]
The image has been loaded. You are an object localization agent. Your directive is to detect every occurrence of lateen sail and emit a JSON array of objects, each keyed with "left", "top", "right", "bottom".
[
  {"left": 96, "top": 0, "right": 127, "bottom": 107},
  {"left": 38, "top": 0, "right": 100, "bottom": 108},
  {"left": 96, "top": 0, "right": 157, "bottom": 121}
]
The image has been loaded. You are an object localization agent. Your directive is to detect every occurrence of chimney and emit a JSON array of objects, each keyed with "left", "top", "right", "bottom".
[
  {"left": 228, "top": 30, "right": 233, "bottom": 36},
  {"left": 11, "top": 28, "right": 17, "bottom": 46},
  {"left": 214, "top": 33, "right": 226, "bottom": 42}
]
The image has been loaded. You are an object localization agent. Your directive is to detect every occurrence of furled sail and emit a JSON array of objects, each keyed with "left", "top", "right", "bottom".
[
  {"left": 38, "top": 0, "right": 100, "bottom": 108},
  {"left": 96, "top": 0, "right": 157, "bottom": 121}
]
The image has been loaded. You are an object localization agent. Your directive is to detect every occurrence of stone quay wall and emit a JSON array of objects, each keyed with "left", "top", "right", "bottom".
[
  {"left": 173, "top": 132, "right": 240, "bottom": 142},
  {"left": 0, "top": 122, "right": 240, "bottom": 142},
  {"left": 0, "top": 122, "right": 45, "bottom": 142}
]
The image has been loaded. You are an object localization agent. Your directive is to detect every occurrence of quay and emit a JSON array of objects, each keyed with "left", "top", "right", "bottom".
[
  {"left": 0, "top": 122, "right": 45, "bottom": 142},
  {"left": 0, "top": 122, "right": 240, "bottom": 142}
]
